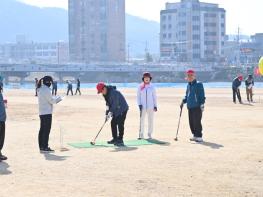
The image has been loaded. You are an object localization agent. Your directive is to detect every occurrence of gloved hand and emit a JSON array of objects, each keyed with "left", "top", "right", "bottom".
[
  {"left": 180, "top": 101, "right": 184, "bottom": 109},
  {"left": 106, "top": 112, "right": 113, "bottom": 121},
  {"left": 200, "top": 104, "right": 205, "bottom": 112},
  {"left": 105, "top": 110, "right": 110, "bottom": 115},
  {"left": 154, "top": 107, "right": 158, "bottom": 112},
  {"left": 56, "top": 96, "right": 62, "bottom": 103},
  {"left": 139, "top": 105, "right": 143, "bottom": 111}
]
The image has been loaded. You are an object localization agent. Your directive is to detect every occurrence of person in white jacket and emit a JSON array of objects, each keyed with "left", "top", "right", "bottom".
[
  {"left": 37, "top": 76, "right": 62, "bottom": 153},
  {"left": 137, "top": 72, "right": 157, "bottom": 139}
]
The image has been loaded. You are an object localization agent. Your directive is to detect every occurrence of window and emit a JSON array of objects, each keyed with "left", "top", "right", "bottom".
[
  {"left": 162, "top": 24, "right": 166, "bottom": 30},
  {"left": 168, "top": 33, "right": 172, "bottom": 39},
  {"left": 168, "top": 15, "right": 172, "bottom": 20},
  {"left": 205, "top": 41, "right": 217, "bottom": 45},
  {"left": 193, "top": 25, "right": 200, "bottom": 31},
  {"left": 204, "top": 23, "right": 216, "bottom": 27},
  {"left": 193, "top": 35, "right": 200, "bottom": 40},
  {"left": 163, "top": 34, "right": 167, "bottom": 39},
  {"left": 179, "top": 22, "right": 186, "bottom": 26},
  {"left": 193, "top": 44, "right": 200, "bottom": 49},
  {"left": 192, "top": 16, "right": 200, "bottom": 21},
  {"left": 162, "top": 15, "right": 166, "bottom": 21},
  {"left": 221, "top": 14, "right": 225, "bottom": 19},
  {"left": 221, "top": 23, "right": 225, "bottom": 28},
  {"left": 205, "top": 32, "right": 217, "bottom": 36},
  {"left": 204, "top": 13, "right": 217, "bottom": 18},
  {"left": 168, "top": 24, "right": 172, "bottom": 29},
  {"left": 193, "top": 54, "right": 200, "bottom": 58}
]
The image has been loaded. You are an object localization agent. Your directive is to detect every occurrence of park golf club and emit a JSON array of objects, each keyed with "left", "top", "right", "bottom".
[
  {"left": 175, "top": 107, "right": 183, "bottom": 141},
  {"left": 90, "top": 117, "right": 109, "bottom": 145}
]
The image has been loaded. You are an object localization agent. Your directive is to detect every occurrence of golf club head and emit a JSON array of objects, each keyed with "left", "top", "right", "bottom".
[
  {"left": 174, "top": 137, "right": 178, "bottom": 141},
  {"left": 90, "top": 142, "right": 95, "bottom": 145}
]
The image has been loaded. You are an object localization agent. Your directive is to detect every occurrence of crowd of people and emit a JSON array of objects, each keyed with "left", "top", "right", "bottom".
[{"left": 0, "top": 71, "right": 257, "bottom": 161}]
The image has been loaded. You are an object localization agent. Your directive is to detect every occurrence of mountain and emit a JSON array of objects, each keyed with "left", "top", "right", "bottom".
[{"left": 0, "top": 0, "right": 160, "bottom": 56}]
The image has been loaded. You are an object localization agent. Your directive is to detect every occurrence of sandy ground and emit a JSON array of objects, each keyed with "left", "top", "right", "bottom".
[{"left": 0, "top": 87, "right": 263, "bottom": 197}]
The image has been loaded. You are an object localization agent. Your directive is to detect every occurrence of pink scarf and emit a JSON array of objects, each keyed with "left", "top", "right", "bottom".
[{"left": 140, "top": 82, "right": 150, "bottom": 91}]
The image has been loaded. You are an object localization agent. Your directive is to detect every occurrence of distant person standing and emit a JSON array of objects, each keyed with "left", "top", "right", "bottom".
[
  {"left": 37, "top": 76, "right": 63, "bottom": 152},
  {"left": 52, "top": 81, "right": 58, "bottom": 96},
  {"left": 180, "top": 70, "right": 206, "bottom": 143},
  {"left": 66, "top": 81, "right": 73, "bottom": 96},
  {"left": 137, "top": 72, "right": 158, "bottom": 139},
  {"left": 245, "top": 74, "right": 254, "bottom": 103},
  {"left": 75, "top": 79, "right": 81, "bottom": 95},
  {"left": 232, "top": 75, "right": 243, "bottom": 104},
  {"left": 0, "top": 90, "right": 7, "bottom": 161},
  {"left": 35, "top": 78, "right": 39, "bottom": 96}
]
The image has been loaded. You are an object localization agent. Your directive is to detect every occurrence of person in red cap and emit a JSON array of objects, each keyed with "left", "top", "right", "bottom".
[
  {"left": 96, "top": 82, "right": 129, "bottom": 147},
  {"left": 137, "top": 72, "right": 158, "bottom": 139},
  {"left": 232, "top": 75, "right": 243, "bottom": 104},
  {"left": 180, "top": 70, "right": 206, "bottom": 143}
]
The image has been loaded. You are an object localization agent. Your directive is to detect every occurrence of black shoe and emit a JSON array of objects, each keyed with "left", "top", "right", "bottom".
[
  {"left": 40, "top": 147, "right": 55, "bottom": 153},
  {"left": 107, "top": 139, "right": 116, "bottom": 144},
  {"left": 115, "top": 139, "right": 125, "bottom": 147},
  {"left": 0, "top": 153, "right": 8, "bottom": 161}
]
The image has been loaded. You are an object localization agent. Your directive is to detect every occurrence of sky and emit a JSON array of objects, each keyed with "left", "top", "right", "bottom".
[{"left": 19, "top": 0, "right": 263, "bottom": 35}]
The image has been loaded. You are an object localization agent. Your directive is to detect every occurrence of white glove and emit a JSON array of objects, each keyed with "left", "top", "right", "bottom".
[
  {"left": 200, "top": 104, "right": 205, "bottom": 112},
  {"left": 106, "top": 112, "right": 113, "bottom": 121},
  {"left": 56, "top": 96, "right": 63, "bottom": 103}
]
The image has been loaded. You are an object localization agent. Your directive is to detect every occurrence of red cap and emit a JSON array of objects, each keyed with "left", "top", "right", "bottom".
[
  {"left": 238, "top": 75, "right": 243, "bottom": 81},
  {"left": 96, "top": 82, "right": 105, "bottom": 94},
  {"left": 186, "top": 70, "right": 195, "bottom": 74}
]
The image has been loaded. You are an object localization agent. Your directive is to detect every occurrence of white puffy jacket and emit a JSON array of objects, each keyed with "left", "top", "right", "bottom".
[
  {"left": 137, "top": 83, "right": 157, "bottom": 110},
  {"left": 38, "top": 85, "right": 59, "bottom": 115}
]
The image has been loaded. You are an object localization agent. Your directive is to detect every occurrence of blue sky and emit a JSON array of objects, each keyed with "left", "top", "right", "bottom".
[{"left": 19, "top": 0, "right": 263, "bottom": 35}]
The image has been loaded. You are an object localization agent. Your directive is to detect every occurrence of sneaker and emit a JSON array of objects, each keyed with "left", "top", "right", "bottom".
[
  {"left": 190, "top": 136, "right": 197, "bottom": 141},
  {"left": 107, "top": 139, "right": 116, "bottom": 144},
  {"left": 0, "top": 153, "right": 8, "bottom": 161},
  {"left": 40, "top": 147, "right": 55, "bottom": 153},
  {"left": 195, "top": 137, "right": 203, "bottom": 143},
  {"left": 115, "top": 139, "right": 125, "bottom": 147}
]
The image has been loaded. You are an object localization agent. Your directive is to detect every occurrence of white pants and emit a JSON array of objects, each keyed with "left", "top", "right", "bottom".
[{"left": 139, "top": 109, "right": 154, "bottom": 138}]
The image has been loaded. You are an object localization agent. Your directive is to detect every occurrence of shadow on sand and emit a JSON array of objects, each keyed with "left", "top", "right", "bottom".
[
  {"left": 146, "top": 139, "right": 171, "bottom": 146},
  {"left": 43, "top": 153, "right": 69, "bottom": 161},
  {"left": 194, "top": 141, "right": 224, "bottom": 149},
  {"left": 0, "top": 162, "right": 12, "bottom": 175},
  {"left": 110, "top": 146, "right": 138, "bottom": 152}
]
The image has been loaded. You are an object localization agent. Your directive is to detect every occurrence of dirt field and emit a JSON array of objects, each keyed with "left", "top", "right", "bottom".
[{"left": 0, "top": 87, "right": 263, "bottom": 197}]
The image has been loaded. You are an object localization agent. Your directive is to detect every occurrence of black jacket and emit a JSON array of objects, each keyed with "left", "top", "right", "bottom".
[{"left": 104, "top": 86, "right": 129, "bottom": 117}]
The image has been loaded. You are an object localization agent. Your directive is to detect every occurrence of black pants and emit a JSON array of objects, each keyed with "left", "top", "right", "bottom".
[
  {"left": 188, "top": 107, "right": 203, "bottom": 138},
  {"left": 0, "top": 122, "right": 5, "bottom": 151},
  {"left": 67, "top": 88, "right": 73, "bottom": 96},
  {"left": 75, "top": 87, "right": 81, "bottom": 95},
  {"left": 233, "top": 88, "right": 242, "bottom": 103},
  {"left": 39, "top": 114, "right": 52, "bottom": 149},
  {"left": 111, "top": 111, "right": 127, "bottom": 140},
  {"left": 52, "top": 88, "right": 57, "bottom": 96}
]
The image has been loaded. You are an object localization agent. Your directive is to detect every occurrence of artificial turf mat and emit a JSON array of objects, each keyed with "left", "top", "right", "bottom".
[{"left": 68, "top": 139, "right": 168, "bottom": 149}]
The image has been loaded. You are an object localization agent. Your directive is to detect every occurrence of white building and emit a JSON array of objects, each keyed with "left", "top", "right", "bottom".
[
  {"left": 0, "top": 37, "right": 69, "bottom": 64},
  {"left": 160, "top": 0, "right": 226, "bottom": 62}
]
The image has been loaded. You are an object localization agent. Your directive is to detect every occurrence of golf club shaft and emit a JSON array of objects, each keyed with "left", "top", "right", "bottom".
[
  {"left": 175, "top": 108, "right": 183, "bottom": 139},
  {"left": 92, "top": 120, "right": 107, "bottom": 143}
]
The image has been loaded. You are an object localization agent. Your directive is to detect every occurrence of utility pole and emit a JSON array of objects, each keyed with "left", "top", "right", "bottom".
[{"left": 237, "top": 27, "right": 241, "bottom": 67}]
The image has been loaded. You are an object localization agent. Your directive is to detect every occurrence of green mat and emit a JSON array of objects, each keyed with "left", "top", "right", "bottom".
[{"left": 68, "top": 139, "right": 168, "bottom": 149}]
